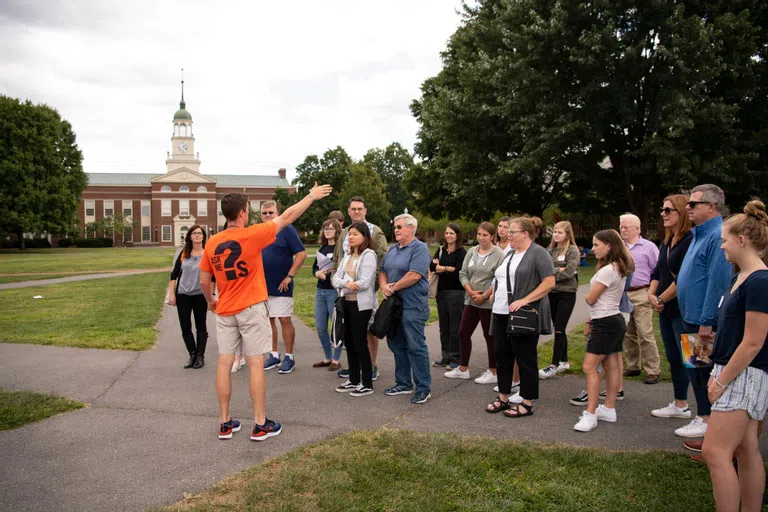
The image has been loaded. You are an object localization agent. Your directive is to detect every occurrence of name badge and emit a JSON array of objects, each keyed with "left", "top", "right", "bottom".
[{"left": 557, "top": 255, "right": 565, "bottom": 261}]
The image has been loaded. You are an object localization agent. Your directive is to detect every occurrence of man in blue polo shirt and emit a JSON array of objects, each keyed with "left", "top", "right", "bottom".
[
  {"left": 675, "top": 184, "right": 732, "bottom": 449},
  {"left": 260, "top": 201, "right": 306, "bottom": 374},
  {"left": 379, "top": 213, "right": 432, "bottom": 404}
]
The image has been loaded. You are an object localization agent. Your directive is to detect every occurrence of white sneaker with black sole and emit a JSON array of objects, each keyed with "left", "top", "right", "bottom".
[{"left": 651, "top": 402, "right": 691, "bottom": 419}]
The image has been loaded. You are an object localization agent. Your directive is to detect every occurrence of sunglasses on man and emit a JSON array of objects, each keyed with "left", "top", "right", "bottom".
[{"left": 686, "top": 201, "right": 711, "bottom": 208}]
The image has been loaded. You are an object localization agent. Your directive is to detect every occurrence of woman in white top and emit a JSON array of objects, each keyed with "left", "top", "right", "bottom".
[
  {"left": 331, "top": 222, "right": 378, "bottom": 397},
  {"left": 574, "top": 229, "right": 635, "bottom": 432}
]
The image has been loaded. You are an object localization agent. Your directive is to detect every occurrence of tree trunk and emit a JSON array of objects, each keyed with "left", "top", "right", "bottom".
[{"left": 16, "top": 231, "right": 25, "bottom": 250}]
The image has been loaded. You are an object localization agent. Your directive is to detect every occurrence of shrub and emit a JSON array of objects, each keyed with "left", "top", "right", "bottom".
[
  {"left": 98, "top": 237, "right": 114, "bottom": 248},
  {"left": 57, "top": 238, "right": 73, "bottom": 248},
  {"left": 73, "top": 238, "right": 104, "bottom": 248}
]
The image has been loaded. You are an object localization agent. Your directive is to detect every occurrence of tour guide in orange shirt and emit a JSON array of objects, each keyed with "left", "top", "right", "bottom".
[{"left": 199, "top": 183, "right": 332, "bottom": 441}]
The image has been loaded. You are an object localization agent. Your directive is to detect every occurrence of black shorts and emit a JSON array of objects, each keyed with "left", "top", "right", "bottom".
[{"left": 587, "top": 314, "right": 626, "bottom": 355}]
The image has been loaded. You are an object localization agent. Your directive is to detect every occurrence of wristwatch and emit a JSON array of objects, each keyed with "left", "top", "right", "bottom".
[
  {"left": 657, "top": 296, "right": 665, "bottom": 304},
  {"left": 287, "top": 275, "right": 294, "bottom": 280}
]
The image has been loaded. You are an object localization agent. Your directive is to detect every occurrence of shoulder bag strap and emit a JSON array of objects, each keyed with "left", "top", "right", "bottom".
[{"left": 505, "top": 252, "right": 514, "bottom": 307}]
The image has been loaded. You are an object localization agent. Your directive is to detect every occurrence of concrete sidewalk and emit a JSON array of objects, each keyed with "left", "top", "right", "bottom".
[
  {"left": 0, "top": 269, "right": 168, "bottom": 290},
  {"left": 0, "top": 298, "right": 764, "bottom": 511}
]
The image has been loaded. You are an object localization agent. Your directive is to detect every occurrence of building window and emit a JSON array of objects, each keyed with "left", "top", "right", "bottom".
[
  {"left": 180, "top": 226, "right": 188, "bottom": 243},
  {"left": 142, "top": 226, "right": 150, "bottom": 242},
  {"left": 162, "top": 225, "right": 172, "bottom": 242},
  {"left": 161, "top": 185, "right": 171, "bottom": 192},
  {"left": 217, "top": 200, "right": 222, "bottom": 216},
  {"left": 197, "top": 199, "right": 207, "bottom": 217},
  {"left": 123, "top": 202, "right": 132, "bottom": 218},
  {"left": 250, "top": 200, "right": 260, "bottom": 212},
  {"left": 162, "top": 199, "right": 171, "bottom": 217},
  {"left": 141, "top": 201, "right": 150, "bottom": 217},
  {"left": 180, "top": 186, "right": 189, "bottom": 192},
  {"left": 180, "top": 199, "right": 189, "bottom": 216},
  {"left": 218, "top": 225, "right": 224, "bottom": 233},
  {"left": 197, "top": 186, "right": 207, "bottom": 192},
  {"left": 104, "top": 200, "right": 114, "bottom": 217},
  {"left": 85, "top": 200, "right": 95, "bottom": 217}
]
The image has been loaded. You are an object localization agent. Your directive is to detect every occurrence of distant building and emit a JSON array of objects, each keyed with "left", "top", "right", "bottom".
[{"left": 78, "top": 82, "right": 293, "bottom": 246}]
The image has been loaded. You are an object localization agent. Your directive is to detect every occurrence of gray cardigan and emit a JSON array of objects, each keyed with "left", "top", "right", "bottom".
[
  {"left": 459, "top": 245, "right": 506, "bottom": 309},
  {"left": 331, "top": 248, "right": 378, "bottom": 311},
  {"left": 549, "top": 245, "right": 580, "bottom": 293},
  {"left": 494, "top": 243, "right": 555, "bottom": 333}
]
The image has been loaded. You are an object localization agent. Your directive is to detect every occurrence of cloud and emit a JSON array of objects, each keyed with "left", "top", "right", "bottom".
[{"left": 0, "top": 0, "right": 464, "bottom": 179}]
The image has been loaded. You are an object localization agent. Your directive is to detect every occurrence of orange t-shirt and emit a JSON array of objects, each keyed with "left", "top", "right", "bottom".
[{"left": 199, "top": 221, "right": 277, "bottom": 316}]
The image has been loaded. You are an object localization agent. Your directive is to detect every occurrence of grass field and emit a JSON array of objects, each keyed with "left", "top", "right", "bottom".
[
  {"left": 0, "top": 247, "right": 176, "bottom": 274},
  {"left": 0, "top": 272, "right": 168, "bottom": 350},
  {"left": 538, "top": 314, "right": 670, "bottom": 381},
  {"left": 0, "top": 389, "right": 84, "bottom": 430},
  {"left": 161, "top": 429, "right": 714, "bottom": 512}
]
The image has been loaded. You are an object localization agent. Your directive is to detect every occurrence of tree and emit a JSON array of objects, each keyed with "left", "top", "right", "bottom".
[
  {"left": 410, "top": 0, "right": 768, "bottom": 225},
  {"left": 0, "top": 95, "right": 87, "bottom": 248},
  {"left": 101, "top": 212, "right": 139, "bottom": 247},
  {"left": 337, "top": 163, "right": 392, "bottom": 229},
  {"left": 363, "top": 143, "right": 416, "bottom": 225}
]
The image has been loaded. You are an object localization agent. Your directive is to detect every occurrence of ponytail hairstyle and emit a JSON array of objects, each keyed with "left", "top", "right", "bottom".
[
  {"left": 723, "top": 199, "right": 768, "bottom": 266},
  {"left": 593, "top": 229, "right": 635, "bottom": 277}
]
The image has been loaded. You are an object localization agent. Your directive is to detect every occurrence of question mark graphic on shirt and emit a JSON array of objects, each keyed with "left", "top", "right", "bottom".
[{"left": 214, "top": 241, "right": 243, "bottom": 281}]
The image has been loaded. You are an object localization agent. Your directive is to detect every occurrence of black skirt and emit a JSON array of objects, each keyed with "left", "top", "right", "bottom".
[{"left": 587, "top": 314, "right": 626, "bottom": 355}]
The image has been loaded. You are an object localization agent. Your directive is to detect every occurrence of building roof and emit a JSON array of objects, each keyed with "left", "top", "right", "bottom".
[{"left": 86, "top": 173, "right": 290, "bottom": 188}]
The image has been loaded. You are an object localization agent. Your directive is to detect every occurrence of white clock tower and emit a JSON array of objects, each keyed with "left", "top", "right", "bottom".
[{"left": 166, "top": 78, "right": 201, "bottom": 173}]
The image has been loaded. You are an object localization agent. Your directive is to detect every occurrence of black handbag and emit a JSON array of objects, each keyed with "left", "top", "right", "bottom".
[
  {"left": 504, "top": 253, "right": 540, "bottom": 335},
  {"left": 331, "top": 295, "right": 345, "bottom": 348}
]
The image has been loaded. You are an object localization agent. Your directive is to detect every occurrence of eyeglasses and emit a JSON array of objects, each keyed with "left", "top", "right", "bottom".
[
  {"left": 191, "top": 231, "right": 204, "bottom": 236},
  {"left": 349, "top": 207, "right": 365, "bottom": 212},
  {"left": 394, "top": 224, "right": 408, "bottom": 230},
  {"left": 619, "top": 225, "right": 637, "bottom": 230},
  {"left": 660, "top": 207, "right": 676, "bottom": 215},
  {"left": 508, "top": 230, "right": 524, "bottom": 235},
  {"left": 687, "top": 201, "right": 711, "bottom": 208},
  {"left": 261, "top": 211, "right": 275, "bottom": 215}
]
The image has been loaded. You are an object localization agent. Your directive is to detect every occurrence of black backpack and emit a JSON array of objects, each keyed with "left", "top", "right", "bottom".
[{"left": 368, "top": 295, "right": 402, "bottom": 339}]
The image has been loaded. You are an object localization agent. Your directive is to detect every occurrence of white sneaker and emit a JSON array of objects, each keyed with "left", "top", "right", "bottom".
[
  {"left": 444, "top": 367, "right": 470, "bottom": 380},
  {"left": 493, "top": 385, "right": 499, "bottom": 392},
  {"left": 556, "top": 361, "right": 570, "bottom": 373},
  {"left": 231, "top": 357, "right": 245, "bottom": 373},
  {"left": 651, "top": 402, "right": 692, "bottom": 419},
  {"left": 595, "top": 404, "right": 617, "bottom": 423},
  {"left": 492, "top": 381, "right": 519, "bottom": 393},
  {"left": 539, "top": 366, "right": 557, "bottom": 379},
  {"left": 509, "top": 392, "right": 524, "bottom": 404},
  {"left": 474, "top": 370, "right": 498, "bottom": 384},
  {"left": 574, "top": 411, "right": 598, "bottom": 432},
  {"left": 675, "top": 416, "right": 708, "bottom": 438}
]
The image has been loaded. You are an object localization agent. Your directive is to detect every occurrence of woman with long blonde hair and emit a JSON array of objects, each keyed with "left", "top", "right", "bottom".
[{"left": 539, "top": 221, "right": 580, "bottom": 379}]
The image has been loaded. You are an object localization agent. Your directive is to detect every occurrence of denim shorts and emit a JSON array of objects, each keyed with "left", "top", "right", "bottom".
[
  {"left": 711, "top": 364, "right": 768, "bottom": 421},
  {"left": 587, "top": 314, "right": 626, "bottom": 355}
]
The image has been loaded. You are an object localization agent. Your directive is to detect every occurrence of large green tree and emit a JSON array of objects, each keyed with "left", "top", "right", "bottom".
[
  {"left": 337, "top": 163, "right": 392, "bottom": 229},
  {"left": 363, "top": 142, "right": 416, "bottom": 222},
  {"left": 411, "top": 0, "right": 768, "bottom": 224},
  {"left": 0, "top": 96, "right": 87, "bottom": 248}
]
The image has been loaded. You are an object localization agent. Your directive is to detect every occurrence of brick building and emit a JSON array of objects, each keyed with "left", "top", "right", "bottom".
[{"left": 78, "top": 84, "right": 293, "bottom": 246}]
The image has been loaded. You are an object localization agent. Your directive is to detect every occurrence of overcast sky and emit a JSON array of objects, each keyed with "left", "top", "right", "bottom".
[{"left": 0, "top": 0, "right": 465, "bottom": 181}]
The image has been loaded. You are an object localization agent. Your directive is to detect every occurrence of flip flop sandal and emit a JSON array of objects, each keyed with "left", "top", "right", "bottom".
[
  {"left": 486, "top": 396, "right": 510, "bottom": 414},
  {"left": 503, "top": 402, "right": 534, "bottom": 418}
]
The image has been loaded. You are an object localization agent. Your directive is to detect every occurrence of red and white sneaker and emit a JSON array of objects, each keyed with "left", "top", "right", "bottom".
[
  {"left": 219, "top": 418, "right": 241, "bottom": 440},
  {"left": 251, "top": 419, "right": 282, "bottom": 441}
]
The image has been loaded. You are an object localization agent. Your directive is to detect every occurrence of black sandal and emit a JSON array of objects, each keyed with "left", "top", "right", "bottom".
[
  {"left": 503, "top": 402, "right": 534, "bottom": 418},
  {"left": 486, "top": 396, "right": 510, "bottom": 414}
]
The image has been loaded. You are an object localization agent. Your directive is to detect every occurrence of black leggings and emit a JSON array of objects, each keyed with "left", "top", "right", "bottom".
[
  {"left": 549, "top": 291, "right": 576, "bottom": 365},
  {"left": 493, "top": 313, "right": 539, "bottom": 400},
  {"left": 176, "top": 293, "right": 208, "bottom": 355},
  {"left": 344, "top": 301, "right": 373, "bottom": 388}
]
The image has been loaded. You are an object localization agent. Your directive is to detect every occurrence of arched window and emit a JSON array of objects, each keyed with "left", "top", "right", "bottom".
[
  {"left": 180, "top": 124, "right": 187, "bottom": 137},
  {"left": 197, "top": 186, "right": 207, "bottom": 192},
  {"left": 161, "top": 185, "right": 171, "bottom": 192},
  {"left": 179, "top": 186, "right": 189, "bottom": 192},
  {"left": 174, "top": 125, "right": 179, "bottom": 136}
]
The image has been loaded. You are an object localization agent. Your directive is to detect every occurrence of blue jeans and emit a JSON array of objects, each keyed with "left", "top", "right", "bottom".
[
  {"left": 683, "top": 321, "right": 711, "bottom": 417},
  {"left": 658, "top": 314, "right": 689, "bottom": 401},
  {"left": 387, "top": 306, "right": 431, "bottom": 393},
  {"left": 315, "top": 288, "right": 343, "bottom": 361}
]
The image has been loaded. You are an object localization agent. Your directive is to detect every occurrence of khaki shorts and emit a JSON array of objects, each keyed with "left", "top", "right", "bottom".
[
  {"left": 267, "top": 296, "right": 293, "bottom": 318},
  {"left": 216, "top": 302, "right": 271, "bottom": 357}
]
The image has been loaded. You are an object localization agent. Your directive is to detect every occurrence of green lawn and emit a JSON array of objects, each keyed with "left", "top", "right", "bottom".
[
  {"left": 0, "top": 247, "right": 176, "bottom": 274},
  {"left": 538, "top": 315, "right": 670, "bottom": 381},
  {"left": 162, "top": 429, "right": 713, "bottom": 512},
  {"left": 294, "top": 266, "right": 438, "bottom": 331},
  {"left": 0, "top": 274, "right": 75, "bottom": 284},
  {"left": 0, "top": 272, "right": 168, "bottom": 350},
  {"left": 0, "top": 389, "right": 84, "bottom": 430}
]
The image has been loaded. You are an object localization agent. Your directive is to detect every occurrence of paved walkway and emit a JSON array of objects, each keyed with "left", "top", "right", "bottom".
[
  {"left": 1, "top": 290, "right": 765, "bottom": 511},
  {"left": 0, "top": 269, "right": 168, "bottom": 290}
]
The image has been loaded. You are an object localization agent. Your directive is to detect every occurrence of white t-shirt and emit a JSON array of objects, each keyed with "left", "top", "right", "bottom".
[
  {"left": 589, "top": 263, "right": 626, "bottom": 319},
  {"left": 497, "top": 243, "right": 512, "bottom": 256},
  {"left": 492, "top": 251, "right": 526, "bottom": 315}
]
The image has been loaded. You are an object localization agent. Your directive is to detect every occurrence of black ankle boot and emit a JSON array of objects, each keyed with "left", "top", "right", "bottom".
[
  {"left": 184, "top": 353, "right": 196, "bottom": 369},
  {"left": 193, "top": 354, "right": 205, "bottom": 369}
]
